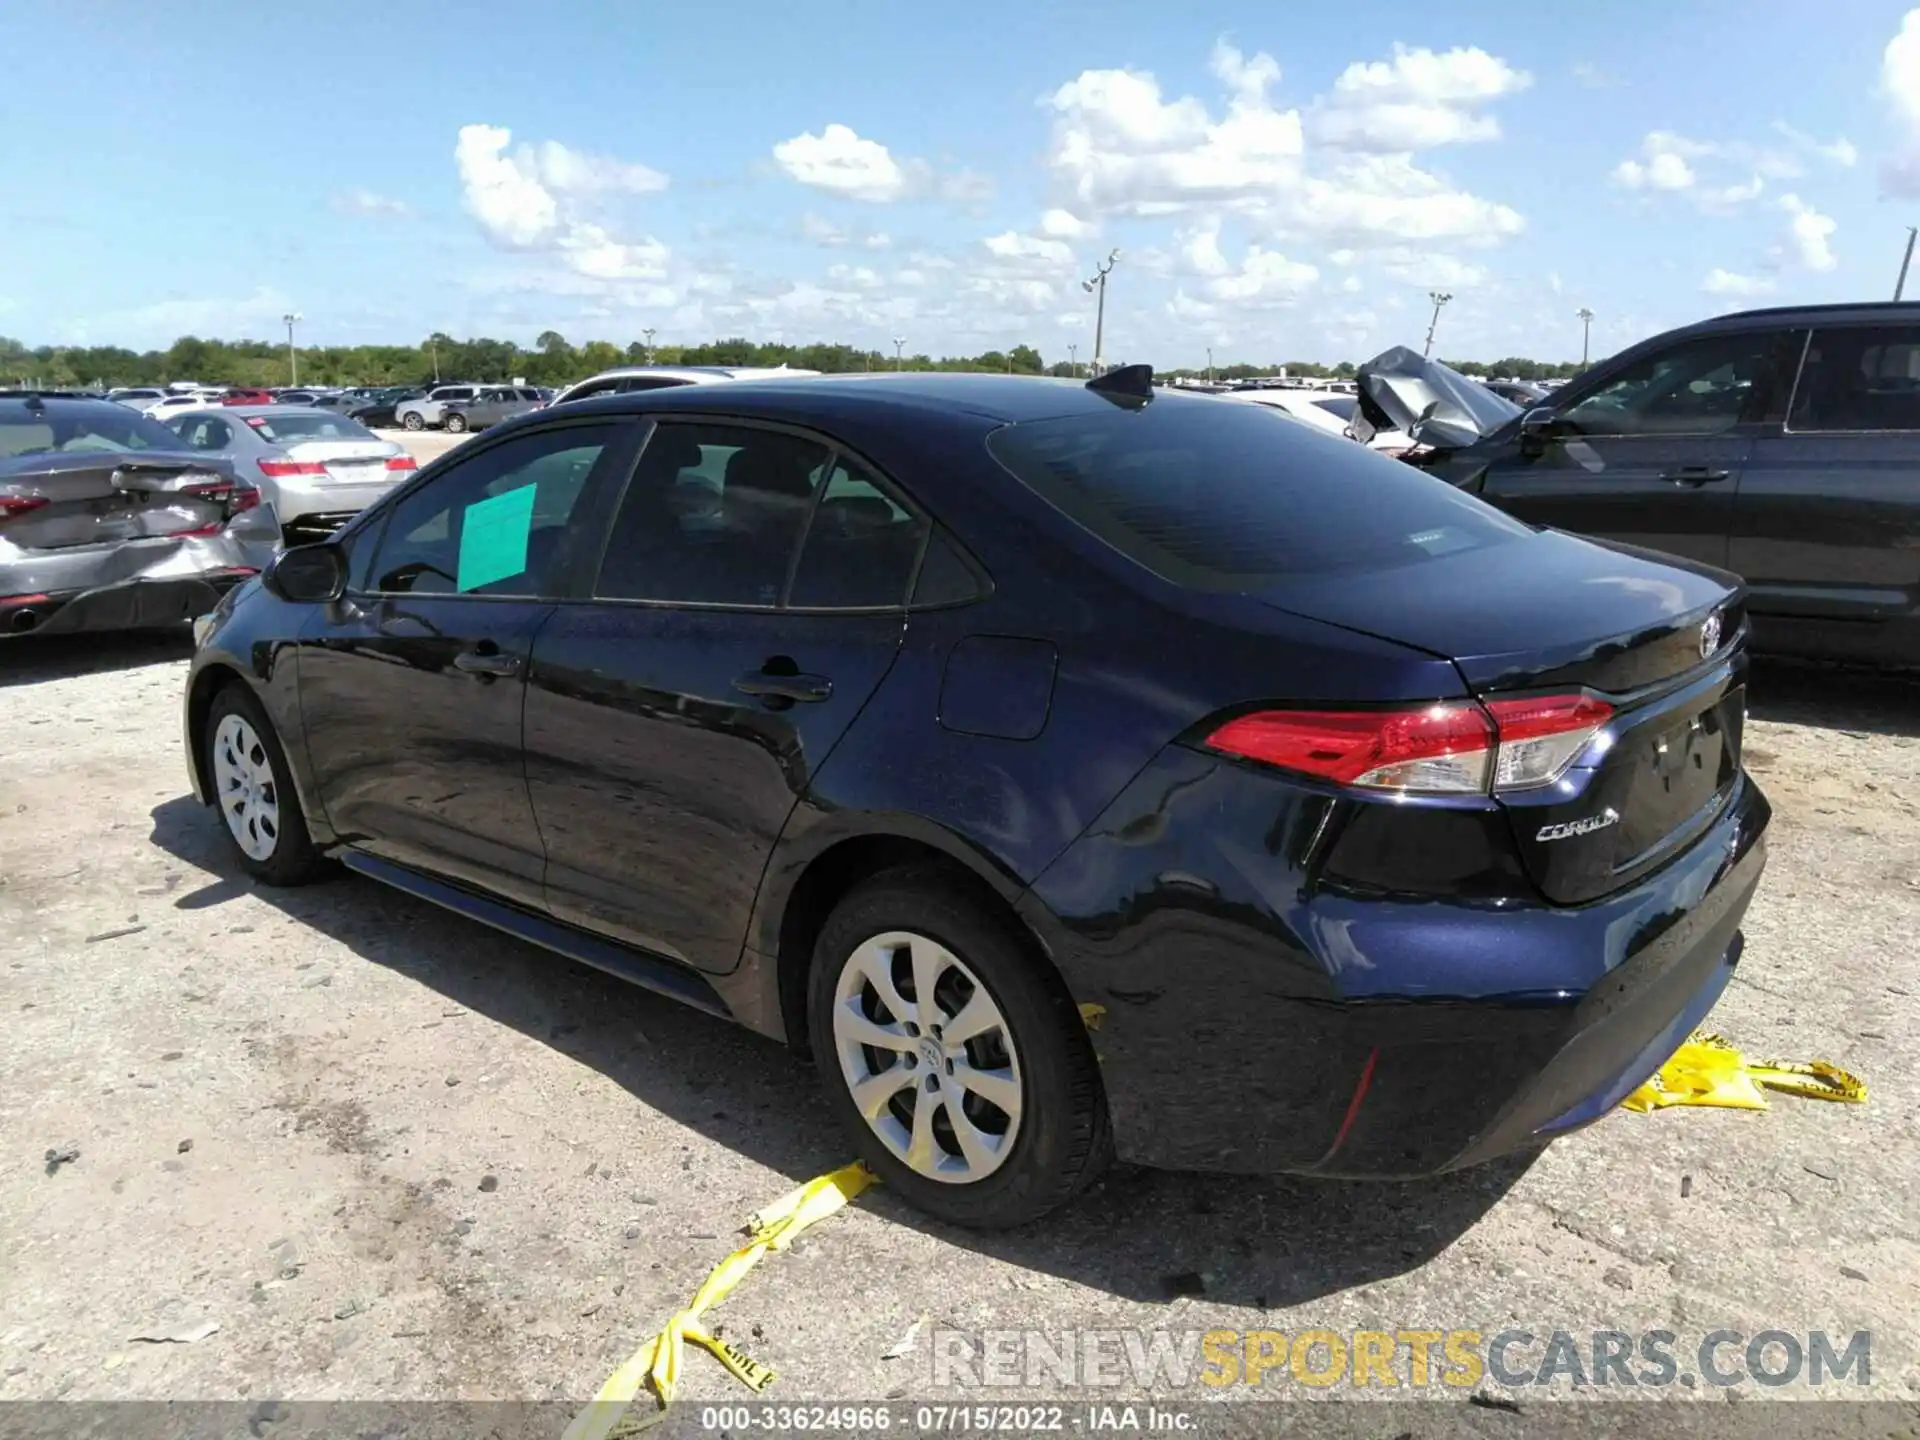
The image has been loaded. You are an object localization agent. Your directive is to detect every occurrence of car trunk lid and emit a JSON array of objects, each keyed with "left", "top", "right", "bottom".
[
  {"left": 1, "top": 452, "right": 245, "bottom": 551},
  {"left": 1354, "top": 345, "right": 1524, "bottom": 449},
  {"left": 277, "top": 437, "right": 401, "bottom": 487},
  {"left": 1256, "top": 530, "right": 1747, "bottom": 904}
]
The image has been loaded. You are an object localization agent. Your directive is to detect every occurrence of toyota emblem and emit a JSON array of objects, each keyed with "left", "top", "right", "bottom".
[{"left": 1699, "top": 611, "right": 1722, "bottom": 659}]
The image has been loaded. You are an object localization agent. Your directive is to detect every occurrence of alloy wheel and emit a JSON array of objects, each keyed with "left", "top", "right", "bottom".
[
  {"left": 212, "top": 712, "right": 280, "bottom": 863},
  {"left": 831, "top": 930, "right": 1024, "bottom": 1184}
]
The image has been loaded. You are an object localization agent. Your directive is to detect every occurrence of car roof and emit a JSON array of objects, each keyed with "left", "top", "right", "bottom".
[
  {"left": 1681, "top": 301, "right": 1920, "bottom": 335},
  {"left": 565, "top": 365, "right": 822, "bottom": 386},
  {"left": 2, "top": 394, "right": 152, "bottom": 416},
  {"left": 555, "top": 371, "right": 1179, "bottom": 426}
]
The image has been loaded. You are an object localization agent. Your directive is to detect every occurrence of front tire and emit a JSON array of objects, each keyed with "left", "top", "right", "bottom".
[
  {"left": 808, "top": 868, "right": 1110, "bottom": 1228},
  {"left": 402, "top": 411, "right": 425, "bottom": 431},
  {"left": 205, "top": 684, "right": 328, "bottom": 886}
]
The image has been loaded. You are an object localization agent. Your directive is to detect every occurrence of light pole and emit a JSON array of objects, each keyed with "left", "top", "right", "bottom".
[
  {"left": 1576, "top": 307, "right": 1595, "bottom": 368},
  {"left": 1206, "top": 346, "right": 1214, "bottom": 385},
  {"left": 427, "top": 334, "right": 441, "bottom": 382},
  {"left": 283, "top": 312, "right": 303, "bottom": 386},
  {"left": 1068, "top": 343, "right": 1078, "bottom": 377},
  {"left": 1423, "top": 292, "right": 1451, "bottom": 358},
  {"left": 1897, "top": 229, "right": 1918, "bottom": 302},
  {"left": 642, "top": 327, "right": 656, "bottom": 363},
  {"left": 892, "top": 336, "right": 905, "bottom": 371},
  {"left": 1082, "top": 249, "right": 1119, "bottom": 375}
]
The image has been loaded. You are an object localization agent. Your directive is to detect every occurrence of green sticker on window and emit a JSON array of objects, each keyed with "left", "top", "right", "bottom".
[{"left": 457, "top": 483, "right": 538, "bottom": 592}]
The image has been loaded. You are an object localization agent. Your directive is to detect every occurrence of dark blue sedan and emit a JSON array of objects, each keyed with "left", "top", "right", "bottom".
[{"left": 180, "top": 368, "right": 1769, "bottom": 1227}]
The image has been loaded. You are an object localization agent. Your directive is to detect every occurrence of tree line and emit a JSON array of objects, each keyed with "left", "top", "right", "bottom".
[{"left": 0, "top": 331, "right": 1589, "bottom": 390}]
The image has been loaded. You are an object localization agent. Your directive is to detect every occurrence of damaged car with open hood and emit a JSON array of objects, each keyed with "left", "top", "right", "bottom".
[
  {"left": 2, "top": 391, "right": 280, "bottom": 637},
  {"left": 1358, "top": 303, "right": 1920, "bottom": 669}
]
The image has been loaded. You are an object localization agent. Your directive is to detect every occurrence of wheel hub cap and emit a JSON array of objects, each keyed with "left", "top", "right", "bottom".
[
  {"left": 212, "top": 712, "right": 280, "bottom": 863},
  {"left": 831, "top": 930, "right": 1024, "bottom": 1184}
]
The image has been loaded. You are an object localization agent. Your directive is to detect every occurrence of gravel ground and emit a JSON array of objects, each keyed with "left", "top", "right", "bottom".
[{"left": 1, "top": 606, "right": 1916, "bottom": 1424}]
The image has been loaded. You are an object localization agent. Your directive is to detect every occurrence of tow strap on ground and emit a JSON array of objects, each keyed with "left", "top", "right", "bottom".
[
  {"left": 1621, "top": 1030, "right": 1867, "bottom": 1113},
  {"left": 563, "top": 1160, "right": 876, "bottom": 1440}
]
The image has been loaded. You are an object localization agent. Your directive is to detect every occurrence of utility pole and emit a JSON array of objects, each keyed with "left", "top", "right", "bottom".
[
  {"left": 1083, "top": 249, "right": 1120, "bottom": 375},
  {"left": 283, "top": 312, "right": 303, "bottom": 386},
  {"left": 892, "top": 336, "right": 905, "bottom": 371},
  {"left": 1576, "top": 307, "right": 1595, "bottom": 368},
  {"left": 1423, "top": 292, "right": 1450, "bottom": 358},
  {"left": 1897, "top": 228, "right": 1918, "bottom": 301},
  {"left": 642, "top": 327, "right": 656, "bottom": 363}
]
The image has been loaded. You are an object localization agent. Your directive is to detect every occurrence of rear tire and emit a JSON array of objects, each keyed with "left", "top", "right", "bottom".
[
  {"left": 204, "top": 684, "right": 328, "bottom": 887},
  {"left": 808, "top": 867, "right": 1110, "bottom": 1228},
  {"left": 444, "top": 412, "right": 468, "bottom": 434},
  {"left": 402, "top": 411, "right": 425, "bottom": 431}
]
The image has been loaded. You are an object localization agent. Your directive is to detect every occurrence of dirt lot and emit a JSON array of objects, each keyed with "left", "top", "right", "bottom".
[{"left": 2, "top": 580, "right": 1918, "bottom": 1419}]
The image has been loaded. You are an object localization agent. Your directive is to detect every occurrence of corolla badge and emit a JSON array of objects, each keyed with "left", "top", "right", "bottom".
[
  {"left": 1536, "top": 808, "right": 1620, "bottom": 842},
  {"left": 1699, "top": 610, "right": 1722, "bottom": 659}
]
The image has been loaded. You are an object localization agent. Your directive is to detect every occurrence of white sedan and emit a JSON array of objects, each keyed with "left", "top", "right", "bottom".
[
  {"left": 1232, "top": 390, "right": 1410, "bottom": 452},
  {"left": 141, "top": 393, "right": 219, "bottom": 421}
]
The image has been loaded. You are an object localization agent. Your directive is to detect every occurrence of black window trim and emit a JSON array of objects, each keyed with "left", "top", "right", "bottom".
[
  {"left": 1780, "top": 323, "right": 1920, "bottom": 435},
  {"left": 350, "top": 414, "right": 645, "bottom": 603},
  {"left": 576, "top": 411, "right": 948, "bottom": 617}
]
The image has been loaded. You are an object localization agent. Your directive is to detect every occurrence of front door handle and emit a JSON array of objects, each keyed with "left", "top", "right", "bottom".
[
  {"left": 453, "top": 646, "right": 520, "bottom": 679},
  {"left": 1660, "top": 466, "right": 1730, "bottom": 487},
  {"left": 732, "top": 669, "right": 833, "bottom": 703}
]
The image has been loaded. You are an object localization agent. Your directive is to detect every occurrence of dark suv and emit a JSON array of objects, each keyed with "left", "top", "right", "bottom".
[{"left": 1363, "top": 303, "right": 1920, "bottom": 668}]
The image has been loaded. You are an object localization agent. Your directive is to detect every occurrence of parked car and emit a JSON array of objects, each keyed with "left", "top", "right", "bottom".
[
  {"left": 182, "top": 369, "right": 1768, "bottom": 1227},
  {"left": 165, "top": 406, "right": 417, "bottom": 545},
  {"left": 1231, "top": 389, "right": 1409, "bottom": 452},
  {"left": 549, "top": 365, "right": 820, "bottom": 407},
  {"left": 439, "top": 385, "right": 545, "bottom": 433},
  {"left": 394, "top": 384, "right": 486, "bottom": 430},
  {"left": 107, "top": 387, "right": 168, "bottom": 409},
  {"left": 273, "top": 390, "right": 320, "bottom": 405},
  {"left": 222, "top": 388, "right": 275, "bottom": 407},
  {"left": 347, "top": 388, "right": 427, "bottom": 429},
  {"left": 1359, "top": 301, "right": 1920, "bottom": 668},
  {"left": 2, "top": 393, "right": 276, "bottom": 636},
  {"left": 142, "top": 394, "right": 218, "bottom": 421}
]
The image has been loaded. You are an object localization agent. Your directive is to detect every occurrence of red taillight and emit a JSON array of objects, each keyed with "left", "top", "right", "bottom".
[
  {"left": 258, "top": 459, "right": 328, "bottom": 477},
  {"left": 385, "top": 455, "right": 418, "bottom": 471},
  {"left": 1207, "top": 693, "right": 1613, "bottom": 796},
  {"left": 1, "top": 496, "right": 49, "bottom": 519},
  {"left": 1207, "top": 705, "right": 1495, "bottom": 793},
  {"left": 230, "top": 486, "right": 261, "bottom": 513}
]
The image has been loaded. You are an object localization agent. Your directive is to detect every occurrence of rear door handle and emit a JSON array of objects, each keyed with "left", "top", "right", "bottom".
[
  {"left": 732, "top": 669, "right": 833, "bottom": 703},
  {"left": 1660, "top": 467, "right": 1730, "bottom": 486},
  {"left": 453, "top": 647, "right": 520, "bottom": 679}
]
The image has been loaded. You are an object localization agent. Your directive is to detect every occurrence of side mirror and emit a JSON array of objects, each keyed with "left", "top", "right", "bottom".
[
  {"left": 263, "top": 543, "right": 346, "bottom": 604},
  {"left": 1520, "top": 405, "right": 1562, "bottom": 439}
]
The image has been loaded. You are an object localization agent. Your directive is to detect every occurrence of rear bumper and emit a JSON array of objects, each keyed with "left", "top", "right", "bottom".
[
  {"left": 2, "top": 530, "right": 273, "bottom": 637},
  {"left": 264, "top": 477, "right": 403, "bottom": 525},
  {"left": 1021, "top": 749, "right": 1770, "bottom": 1176}
]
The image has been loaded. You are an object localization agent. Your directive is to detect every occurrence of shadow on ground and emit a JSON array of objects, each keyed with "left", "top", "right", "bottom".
[
  {"left": 1748, "top": 657, "right": 1920, "bottom": 739},
  {"left": 150, "top": 793, "right": 1530, "bottom": 1311},
  {"left": 0, "top": 628, "right": 193, "bottom": 688}
]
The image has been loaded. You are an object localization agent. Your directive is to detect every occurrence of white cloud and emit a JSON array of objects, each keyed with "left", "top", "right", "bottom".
[
  {"left": 983, "top": 231, "right": 1075, "bottom": 266},
  {"left": 332, "top": 189, "right": 411, "bottom": 218},
  {"left": 1039, "top": 207, "right": 1089, "bottom": 238},
  {"left": 1701, "top": 267, "right": 1777, "bottom": 297},
  {"left": 1570, "top": 62, "right": 1624, "bottom": 89},
  {"left": 1311, "top": 44, "right": 1531, "bottom": 152},
  {"left": 1616, "top": 124, "right": 1854, "bottom": 204},
  {"left": 773, "top": 124, "right": 907, "bottom": 202},
  {"left": 1771, "top": 121, "right": 1857, "bottom": 168},
  {"left": 1206, "top": 245, "right": 1318, "bottom": 302},
  {"left": 1289, "top": 156, "right": 1525, "bottom": 246},
  {"left": 1043, "top": 43, "right": 1305, "bottom": 217},
  {"left": 1884, "top": 9, "right": 1920, "bottom": 195},
  {"left": 799, "top": 213, "right": 893, "bottom": 249},
  {"left": 455, "top": 123, "right": 671, "bottom": 283},
  {"left": 1612, "top": 133, "right": 1702, "bottom": 191},
  {"left": 1779, "top": 193, "right": 1838, "bottom": 271},
  {"left": 1374, "top": 249, "right": 1488, "bottom": 288}
]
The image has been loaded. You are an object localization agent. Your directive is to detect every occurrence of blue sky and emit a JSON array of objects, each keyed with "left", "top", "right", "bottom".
[{"left": 5, "top": 1, "right": 1920, "bottom": 366}]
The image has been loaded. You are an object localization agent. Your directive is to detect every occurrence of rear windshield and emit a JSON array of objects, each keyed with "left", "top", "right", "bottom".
[
  {"left": 242, "top": 413, "right": 376, "bottom": 443},
  {"left": 985, "top": 398, "right": 1531, "bottom": 589},
  {"left": 0, "top": 405, "right": 186, "bottom": 460}
]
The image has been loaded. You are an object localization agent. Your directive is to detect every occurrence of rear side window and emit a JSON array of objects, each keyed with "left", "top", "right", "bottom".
[
  {"left": 1790, "top": 326, "right": 1920, "bottom": 431},
  {"left": 985, "top": 399, "right": 1531, "bottom": 589},
  {"left": 788, "top": 460, "right": 930, "bottom": 609},
  {"left": 243, "top": 414, "right": 375, "bottom": 443}
]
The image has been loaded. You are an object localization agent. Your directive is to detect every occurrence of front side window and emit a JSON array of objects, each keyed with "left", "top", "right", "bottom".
[
  {"left": 1790, "top": 326, "right": 1920, "bottom": 431},
  {"left": 365, "top": 424, "right": 617, "bottom": 596},
  {"left": 1557, "top": 333, "right": 1782, "bottom": 438},
  {"left": 596, "top": 423, "right": 828, "bottom": 607}
]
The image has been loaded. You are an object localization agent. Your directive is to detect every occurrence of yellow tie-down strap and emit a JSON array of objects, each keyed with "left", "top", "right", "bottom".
[
  {"left": 1621, "top": 1030, "right": 1868, "bottom": 1114},
  {"left": 563, "top": 1160, "right": 876, "bottom": 1440}
]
